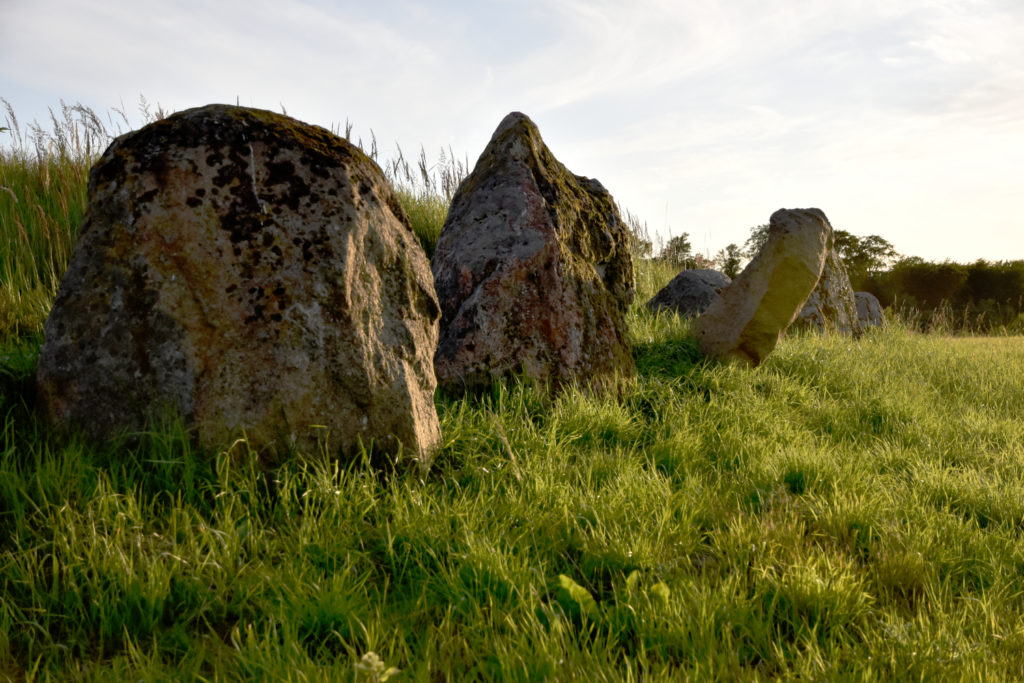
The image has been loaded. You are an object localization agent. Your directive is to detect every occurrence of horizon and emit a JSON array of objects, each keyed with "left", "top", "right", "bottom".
[{"left": 2, "top": 0, "right": 1021, "bottom": 263}]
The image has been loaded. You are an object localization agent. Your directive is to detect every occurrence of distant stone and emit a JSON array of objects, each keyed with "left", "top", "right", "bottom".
[
  {"left": 647, "top": 269, "right": 731, "bottom": 316},
  {"left": 696, "top": 208, "right": 831, "bottom": 365},
  {"left": 793, "top": 247, "right": 861, "bottom": 336},
  {"left": 855, "top": 291, "right": 886, "bottom": 329},
  {"left": 36, "top": 104, "right": 441, "bottom": 467},
  {"left": 432, "top": 111, "right": 635, "bottom": 394}
]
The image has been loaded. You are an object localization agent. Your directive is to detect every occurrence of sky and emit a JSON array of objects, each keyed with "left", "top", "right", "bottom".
[{"left": 2, "top": 0, "right": 1022, "bottom": 262}]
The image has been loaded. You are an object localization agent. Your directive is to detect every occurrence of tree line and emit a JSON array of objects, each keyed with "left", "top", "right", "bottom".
[
  {"left": 636, "top": 221, "right": 1024, "bottom": 333},
  {"left": 864, "top": 258, "right": 1024, "bottom": 332}
]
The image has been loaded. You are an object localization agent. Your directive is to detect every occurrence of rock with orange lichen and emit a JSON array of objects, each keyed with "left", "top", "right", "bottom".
[{"left": 36, "top": 104, "right": 441, "bottom": 467}]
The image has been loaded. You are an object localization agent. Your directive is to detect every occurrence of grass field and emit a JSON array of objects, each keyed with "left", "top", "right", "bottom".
[{"left": 3, "top": 107, "right": 1024, "bottom": 680}]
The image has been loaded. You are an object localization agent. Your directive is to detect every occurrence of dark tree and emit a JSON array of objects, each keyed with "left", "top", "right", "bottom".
[
  {"left": 889, "top": 258, "right": 969, "bottom": 309},
  {"left": 715, "top": 243, "right": 745, "bottom": 279},
  {"left": 835, "top": 231, "right": 897, "bottom": 289},
  {"left": 661, "top": 233, "right": 693, "bottom": 268},
  {"left": 742, "top": 224, "right": 770, "bottom": 259},
  {"left": 966, "top": 260, "right": 1024, "bottom": 304}
]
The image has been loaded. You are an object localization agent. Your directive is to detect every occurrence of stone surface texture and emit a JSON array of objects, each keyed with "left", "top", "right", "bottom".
[
  {"left": 696, "top": 208, "right": 831, "bottom": 365},
  {"left": 793, "top": 248, "right": 862, "bottom": 336},
  {"left": 646, "top": 269, "right": 731, "bottom": 317},
  {"left": 36, "top": 104, "right": 441, "bottom": 465},
  {"left": 855, "top": 291, "right": 887, "bottom": 328},
  {"left": 431, "top": 111, "right": 635, "bottom": 394}
]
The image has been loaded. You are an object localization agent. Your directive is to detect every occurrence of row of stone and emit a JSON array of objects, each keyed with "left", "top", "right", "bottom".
[
  {"left": 35, "top": 104, "right": 871, "bottom": 470},
  {"left": 648, "top": 265, "right": 885, "bottom": 331}
]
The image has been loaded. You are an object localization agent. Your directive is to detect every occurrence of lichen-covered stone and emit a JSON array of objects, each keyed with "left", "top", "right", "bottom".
[
  {"left": 36, "top": 104, "right": 441, "bottom": 466},
  {"left": 855, "top": 291, "right": 886, "bottom": 329},
  {"left": 647, "top": 269, "right": 731, "bottom": 317},
  {"left": 432, "top": 111, "right": 635, "bottom": 394},
  {"left": 793, "top": 248, "right": 861, "bottom": 336},
  {"left": 696, "top": 208, "right": 831, "bottom": 366}
]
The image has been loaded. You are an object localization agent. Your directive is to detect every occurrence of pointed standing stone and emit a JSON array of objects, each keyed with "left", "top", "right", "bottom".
[{"left": 431, "top": 112, "right": 635, "bottom": 394}]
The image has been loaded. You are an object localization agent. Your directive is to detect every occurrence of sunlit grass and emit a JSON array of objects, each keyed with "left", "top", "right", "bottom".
[{"left": 4, "top": 312, "right": 1024, "bottom": 678}]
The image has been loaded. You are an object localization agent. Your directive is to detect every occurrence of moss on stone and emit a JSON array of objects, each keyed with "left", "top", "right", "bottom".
[
  {"left": 451, "top": 112, "right": 635, "bottom": 312},
  {"left": 38, "top": 103, "right": 441, "bottom": 464},
  {"left": 432, "top": 111, "right": 636, "bottom": 396}
]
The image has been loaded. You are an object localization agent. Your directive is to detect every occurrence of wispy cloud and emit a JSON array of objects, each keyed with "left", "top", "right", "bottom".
[{"left": 1, "top": 0, "right": 1020, "bottom": 260}]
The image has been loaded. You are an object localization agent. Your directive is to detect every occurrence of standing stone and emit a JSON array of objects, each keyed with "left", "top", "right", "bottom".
[
  {"left": 647, "top": 269, "right": 731, "bottom": 317},
  {"left": 855, "top": 291, "right": 887, "bottom": 328},
  {"left": 696, "top": 208, "right": 831, "bottom": 365},
  {"left": 36, "top": 104, "right": 441, "bottom": 466},
  {"left": 432, "top": 112, "right": 635, "bottom": 394},
  {"left": 793, "top": 248, "right": 861, "bottom": 336}
]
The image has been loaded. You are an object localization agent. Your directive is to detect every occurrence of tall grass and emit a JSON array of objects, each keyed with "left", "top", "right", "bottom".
[
  {"left": 383, "top": 144, "right": 468, "bottom": 260},
  {"left": 3, "top": 102, "right": 1024, "bottom": 679},
  {"left": 0, "top": 102, "right": 103, "bottom": 340},
  {"left": 889, "top": 297, "right": 1024, "bottom": 336}
]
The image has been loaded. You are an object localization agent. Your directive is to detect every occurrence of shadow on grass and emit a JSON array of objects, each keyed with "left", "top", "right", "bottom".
[
  {"left": 633, "top": 333, "right": 707, "bottom": 380},
  {"left": 0, "top": 338, "right": 227, "bottom": 517},
  {"left": 0, "top": 336, "right": 41, "bottom": 412}
]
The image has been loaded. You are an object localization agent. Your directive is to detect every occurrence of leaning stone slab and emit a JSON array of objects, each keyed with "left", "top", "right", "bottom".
[
  {"left": 696, "top": 208, "right": 831, "bottom": 366},
  {"left": 36, "top": 104, "right": 441, "bottom": 466},
  {"left": 432, "top": 111, "right": 635, "bottom": 395}
]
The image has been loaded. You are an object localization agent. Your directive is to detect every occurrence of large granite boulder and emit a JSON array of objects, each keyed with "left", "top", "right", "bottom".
[
  {"left": 647, "top": 269, "right": 731, "bottom": 316},
  {"left": 36, "top": 104, "right": 441, "bottom": 466},
  {"left": 696, "top": 208, "right": 831, "bottom": 365},
  {"left": 793, "top": 247, "right": 861, "bottom": 336},
  {"left": 432, "top": 112, "right": 635, "bottom": 394},
  {"left": 855, "top": 291, "right": 886, "bottom": 329}
]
